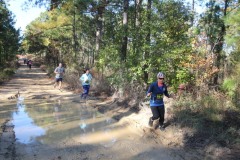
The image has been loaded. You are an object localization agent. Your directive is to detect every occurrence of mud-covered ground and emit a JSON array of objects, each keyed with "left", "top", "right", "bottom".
[{"left": 0, "top": 62, "right": 238, "bottom": 160}]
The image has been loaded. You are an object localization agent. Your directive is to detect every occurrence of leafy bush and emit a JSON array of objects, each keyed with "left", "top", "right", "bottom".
[
  {"left": 46, "top": 66, "right": 55, "bottom": 77},
  {"left": 222, "top": 78, "right": 237, "bottom": 98},
  {"left": 32, "top": 58, "right": 43, "bottom": 67},
  {"left": 172, "top": 68, "right": 194, "bottom": 91},
  {"left": 11, "top": 61, "right": 21, "bottom": 68},
  {"left": 3, "top": 68, "right": 15, "bottom": 76},
  {"left": 0, "top": 72, "right": 7, "bottom": 83},
  {"left": 0, "top": 68, "right": 16, "bottom": 83}
]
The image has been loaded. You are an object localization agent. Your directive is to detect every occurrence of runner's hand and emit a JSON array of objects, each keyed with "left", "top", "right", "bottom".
[{"left": 143, "top": 96, "right": 150, "bottom": 102}]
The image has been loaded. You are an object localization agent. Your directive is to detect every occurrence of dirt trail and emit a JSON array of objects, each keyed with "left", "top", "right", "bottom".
[
  {"left": 0, "top": 63, "right": 74, "bottom": 101},
  {"left": 0, "top": 63, "right": 203, "bottom": 160}
]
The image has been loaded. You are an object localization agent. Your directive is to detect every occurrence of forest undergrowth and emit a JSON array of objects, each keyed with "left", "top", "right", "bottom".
[{"left": 170, "top": 88, "right": 240, "bottom": 158}]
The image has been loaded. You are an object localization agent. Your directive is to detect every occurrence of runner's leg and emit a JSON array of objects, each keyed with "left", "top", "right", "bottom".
[
  {"left": 158, "top": 107, "right": 165, "bottom": 126},
  {"left": 81, "top": 85, "right": 89, "bottom": 99},
  {"left": 85, "top": 85, "right": 90, "bottom": 99},
  {"left": 150, "top": 106, "right": 160, "bottom": 121},
  {"left": 54, "top": 78, "right": 58, "bottom": 88},
  {"left": 149, "top": 106, "right": 160, "bottom": 127},
  {"left": 58, "top": 78, "right": 62, "bottom": 89}
]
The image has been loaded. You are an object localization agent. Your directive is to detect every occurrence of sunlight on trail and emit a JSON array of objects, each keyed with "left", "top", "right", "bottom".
[{"left": 72, "top": 126, "right": 135, "bottom": 147}]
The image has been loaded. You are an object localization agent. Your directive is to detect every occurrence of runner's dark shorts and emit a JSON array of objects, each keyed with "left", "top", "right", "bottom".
[{"left": 55, "top": 78, "right": 63, "bottom": 82}]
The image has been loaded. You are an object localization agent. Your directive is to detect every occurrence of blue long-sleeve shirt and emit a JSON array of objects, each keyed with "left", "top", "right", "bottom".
[{"left": 147, "top": 82, "right": 169, "bottom": 107}]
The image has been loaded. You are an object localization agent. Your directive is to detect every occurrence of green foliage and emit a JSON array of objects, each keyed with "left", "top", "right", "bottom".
[
  {"left": 224, "top": 7, "right": 240, "bottom": 103},
  {"left": 221, "top": 63, "right": 240, "bottom": 103},
  {"left": 0, "top": 72, "right": 6, "bottom": 83},
  {"left": 22, "top": 0, "right": 193, "bottom": 87},
  {"left": 225, "top": 8, "right": 240, "bottom": 49},
  {"left": 0, "top": 68, "right": 15, "bottom": 83},
  {"left": 46, "top": 66, "right": 55, "bottom": 77},
  {"left": 222, "top": 78, "right": 237, "bottom": 98},
  {"left": 3, "top": 68, "right": 15, "bottom": 76},
  {"left": 148, "top": 0, "right": 192, "bottom": 84},
  {"left": 0, "top": 0, "right": 20, "bottom": 68},
  {"left": 96, "top": 0, "right": 193, "bottom": 90},
  {"left": 225, "top": 7, "right": 240, "bottom": 68},
  {"left": 172, "top": 68, "right": 194, "bottom": 89},
  {"left": 23, "top": 0, "right": 96, "bottom": 68}
]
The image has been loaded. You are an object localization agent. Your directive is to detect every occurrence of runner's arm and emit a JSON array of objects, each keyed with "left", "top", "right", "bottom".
[
  {"left": 79, "top": 75, "right": 84, "bottom": 82},
  {"left": 164, "top": 85, "right": 170, "bottom": 98},
  {"left": 146, "top": 84, "right": 154, "bottom": 97},
  {"left": 88, "top": 74, "right": 93, "bottom": 81},
  {"left": 54, "top": 68, "right": 58, "bottom": 74}
]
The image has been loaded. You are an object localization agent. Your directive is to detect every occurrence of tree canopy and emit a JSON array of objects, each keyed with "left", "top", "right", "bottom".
[
  {"left": 0, "top": 0, "right": 20, "bottom": 69},
  {"left": 2, "top": 0, "right": 240, "bottom": 98}
]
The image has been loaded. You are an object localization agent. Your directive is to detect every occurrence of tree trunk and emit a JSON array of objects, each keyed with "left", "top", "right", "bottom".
[
  {"left": 213, "top": 0, "right": 228, "bottom": 84},
  {"left": 0, "top": 48, "right": 2, "bottom": 65},
  {"left": 191, "top": 0, "right": 195, "bottom": 25},
  {"left": 73, "top": 4, "right": 77, "bottom": 59},
  {"left": 121, "top": 0, "right": 129, "bottom": 62},
  {"left": 134, "top": 0, "right": 142, "bottom": 54},
  {"left": 95, "top": 0, "right": 108, "bottom": 64},
  {"left": 192, "top": 0, "right": 194, "bottom": 11},
  {"left": 135, "top": 0, "right": 142, "bottom": 27},
  {"left": 143, "top": 0, "right": 152, "bottom": 83},
  {"left": 95, "top": 11, "right": 102, "bottom": 60}
]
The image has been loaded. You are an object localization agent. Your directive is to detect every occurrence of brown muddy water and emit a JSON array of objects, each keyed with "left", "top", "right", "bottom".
[
  {"left": 14, "top": 99, "right": 124, "bottom": 146},
  {"left": 1, "top": 98, "right": 186, "bottom": 160}
]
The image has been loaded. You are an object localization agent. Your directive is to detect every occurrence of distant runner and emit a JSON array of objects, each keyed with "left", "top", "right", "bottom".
[
  {"left": 79, "top": 68, "right": 92, "bottom": 99},
  {"left": 146, "top": 72, "right": 170, "bottom": 131},
  {"left": 23, "top": 58, "right": 27, "bottom": 64},
  {"left": 54, "top": 63, "right": 65, "bottom": 90},
  {"left": 28, "top": 60, "right": 32, "bottom": 69}
]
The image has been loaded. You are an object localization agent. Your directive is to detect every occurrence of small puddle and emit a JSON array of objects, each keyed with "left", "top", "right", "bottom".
[{"left": 12, "top": 98, "right": 134, "bottom": 147}]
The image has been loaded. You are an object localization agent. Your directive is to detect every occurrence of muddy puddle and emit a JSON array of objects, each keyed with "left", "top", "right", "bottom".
[
  {"left": 3, "top": 98, "right": 184, "bottom": 160},
  {"left": 13, "top": 98, "right": 135, "bottom": 147}
]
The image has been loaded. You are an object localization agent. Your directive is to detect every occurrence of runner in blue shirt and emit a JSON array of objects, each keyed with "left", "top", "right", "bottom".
[
  {"left": 54, "top": 63, "right": 65, "bottom": 90},
  {"left": 146, "top": 72, "right": 170, "bottom": 131}
]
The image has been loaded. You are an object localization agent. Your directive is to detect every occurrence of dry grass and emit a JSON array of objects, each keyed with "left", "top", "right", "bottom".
[{"left": 172, "top": 90, "right": 240, "bottom": 148}]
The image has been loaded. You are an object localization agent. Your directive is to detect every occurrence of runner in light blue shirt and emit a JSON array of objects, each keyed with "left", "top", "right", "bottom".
[{"left": 79, "top": 68, "right": 92, "bottom": 99}]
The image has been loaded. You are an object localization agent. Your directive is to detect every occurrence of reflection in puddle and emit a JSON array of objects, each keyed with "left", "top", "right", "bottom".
[
  {"left": 13, "top": 102, "right": 45, "bottom": 144},
  {"left": 77, "top": 113, "right": 118, "bottom": 147},
  {"left": 12, "top": 99, "right": 134, "bottom": 147}
]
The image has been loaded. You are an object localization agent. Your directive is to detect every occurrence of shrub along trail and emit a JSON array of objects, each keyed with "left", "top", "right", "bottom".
[{"left": 0, "top": 62, "right": 235, "bottom": 160}]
